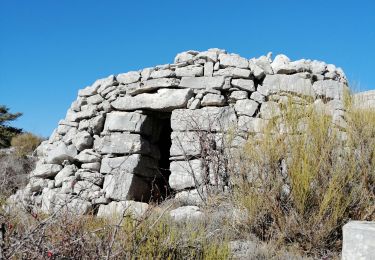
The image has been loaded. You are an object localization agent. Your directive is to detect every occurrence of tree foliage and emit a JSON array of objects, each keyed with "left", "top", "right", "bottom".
[{"left": 0, "top": 105, "right": 22, "bottom": 148}]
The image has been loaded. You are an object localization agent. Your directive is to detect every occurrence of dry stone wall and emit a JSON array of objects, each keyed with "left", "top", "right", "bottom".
[{"left": 9, "top": 48, "right": 349, "bottom": 217}]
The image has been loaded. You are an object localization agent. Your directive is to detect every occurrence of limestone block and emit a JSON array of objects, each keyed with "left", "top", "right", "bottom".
[
  {"left": 81, "top": 162, "right": 101, "bottom": 172},
  {"left": 97, "top": 200, "right": 149, "bottom": 219},
  {"left": 254, "top": 55, "right": 274, "bottom": 75},
  {"left": 75, "top": 170, "right": 103, "bottom": 186},
  {"left": 171, "top": 107, "right": 237, "bottom": 132},
  {"left": 111, "top": 88, "right": 193, "bottom": 112},
  {"left": 127, "top": 78, "right": 180, "bottom": 96},
  {"left": 238, "top": 116, "right": 268, "bottom": 133},
  {"left": 174, "top": 189, "right": 205, "bottom": 206},
  {"left": 103, "top": 173, "right": 151, "bottom": 201},
  {"left": 103, "top": 111, "right": 153, "bottom": 135},
  {"left": 169, "top": 160, "right": 203, "bottom": 190},
  {"left": 179, "top": 76, "right": 225, "bottom": 89},
  {"left": 195, "top": 51, "right": 218, "bottom": 62},
  {"left": 342, "top": 221, "right": 375, "bottom": 260},
  {"left": 175, "top": 65, "right": 203, "bottom": 77},
  {"left": 100, "top": 154, "right": 158, "bottom": 178},
  {"left": 170, "top": 206, "right": 204, "bottom": 222},
  {"left": 93, "top": 133, "right": 155, "bottom": 156},
  {"left": 55, "top": 165, "right": 77, "bottom": 187},
  {"left": 46, "top": 142, "right": 77, "bottom": 164},
  {"left": 75, "top": 149, "right": 101, "bottom": 163},
  {"left": 170, "top": 131, "right": 201, "bottom": 157},
  {"left": 218, "top": 53, "right": 248, "bottom": 68},
  {"left": 353, "top": 90, "right": 375, "bottom": 109},
  {"left": 96, "top": 75, "right": 116, "bottom": 94},
  {"left": 174, "top": 50, "right": 198, "bottom": 63},
  {"left": 72, "top": 131, "right": 93, "bottom": 151},
  {"left": 213, "top": 67, "right": 251, "bottom": 78},
  {"left": 313, "top": 79, "right": 345, "bottom": 100},
  {"left": 116, "top": 71, "right": 140, "bottom": 84},
  {"left": 231, "top": 79, "right": 255, "bottom": 92},
  {"left": 87, "top": 94, "right": 104, "bottom": 105},
  {"left": 201, "top": 93, "right": 225, "bottom": 106},
  {"left": 271, "top": 54, "right": 297, "bottom": 74},
  {"left": 258, "top": 74, "right": 314, "bottom": 97},
  {"left": 260, "top": 101, "right": 281, "bottom": 119},
  {"left": 234, "top": 99, "right": 259, "bottom": 117},
  {"left": 78, "top": 85, "right": 99, "bottom": 97},
  {"left": 27, "top": 178, "right": 49, "bottom": 192},
  {"left": 310, "top": 60, "right": 327, "bottom": 75},
  {"left": 150, "top": 69, "right": 175, "bottom": 79},
  {"left": 204, "top": 62, "right": 214, "bottom": 76},
  {"left": 229, "top": 90, "right": 248, "bottom": 101},
  {"left": 250, "top": 91, "right": 266, "bottom": 103}
]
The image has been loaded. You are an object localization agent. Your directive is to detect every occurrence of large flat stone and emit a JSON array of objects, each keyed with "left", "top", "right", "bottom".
[
  {"left": 171, "top": 106, "right": 237, "bottom": 132},
  {"left": 111, "top": 88, "right": 193, "bottom": 112},
  {"left": 103, "top": 173, "right": 151, "bottom": 201},
  {"left": 97, "top": 200, "right": 149, "bottom": 219},
  {"left": 175, "top": 65, "right": 204, "bottom": 77},
  {"left": 126, "top": 78, "right": 179, "bottom": 96},
  {"left": 94, "top": 133, "right": 156, "bottom": 156},
  {"left": 169, "top": 159, "right": 203, "bottom": 190},
  {"left": 258, "top": 74, "right": 314, "bottom": 97},
  {"left": 179, "top": 76, "right": 225, "bottom": 89},
  {"left": 32, "top": 163, "right": 63, "bottom": 178},
  {"left": 218, "top": 53, "right": 249, "bottom": 68},
  {"left": 100, "top": 154, "right": 159, "bottom": 178},
  {"left": 313, "top": 79, "right": 345, "bottom": 100},
  {"left": 103, "top": 111, "right": 153, "bottom": 135}
]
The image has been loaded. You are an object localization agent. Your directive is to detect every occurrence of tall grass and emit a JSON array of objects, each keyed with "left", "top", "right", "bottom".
[{"left": 233, "top": 96, "right": 375, "bottom": 256}]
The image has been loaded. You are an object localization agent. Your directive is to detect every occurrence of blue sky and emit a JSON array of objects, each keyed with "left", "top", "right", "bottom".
[{"left": 0, "top": 0, "right": 374, "bottom": 137}]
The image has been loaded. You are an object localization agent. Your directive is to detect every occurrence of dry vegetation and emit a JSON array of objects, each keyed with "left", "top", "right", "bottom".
[{"left": 0, "top": 95, "right": 374, "bottom": 259}]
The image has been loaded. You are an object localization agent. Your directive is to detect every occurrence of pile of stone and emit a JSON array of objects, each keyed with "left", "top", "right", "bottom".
[{"left": 8, "top": 48, "right": 349, "bottom": 217}]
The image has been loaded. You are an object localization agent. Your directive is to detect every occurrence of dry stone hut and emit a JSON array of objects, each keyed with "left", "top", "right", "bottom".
[{"left": 9, "top": 48, "right": 349, "bottom": 217}]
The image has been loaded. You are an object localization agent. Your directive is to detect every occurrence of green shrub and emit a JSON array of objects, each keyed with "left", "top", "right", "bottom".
[{"left": 11, "top": 132, "right": 43, "bottom": 157}]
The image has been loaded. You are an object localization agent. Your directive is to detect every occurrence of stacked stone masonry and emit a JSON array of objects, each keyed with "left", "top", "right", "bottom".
[{"left": 9, "top": 48, "right": 349, "bottom": 216}]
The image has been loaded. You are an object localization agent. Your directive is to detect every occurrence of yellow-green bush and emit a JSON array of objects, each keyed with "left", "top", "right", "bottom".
[
  {"left": 233, "top": 97, "right": 375, "bottom": 256},
  {"left": 11, "top": 132, "right": 42, "bottom": 157}
]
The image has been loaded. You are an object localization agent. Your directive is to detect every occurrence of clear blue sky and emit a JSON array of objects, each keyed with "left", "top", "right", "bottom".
[{"left": 0, "top": 0, "right": 374, "bottom": 137}]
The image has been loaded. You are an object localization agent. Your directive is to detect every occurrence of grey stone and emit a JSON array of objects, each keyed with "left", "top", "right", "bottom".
[
  {"left": 150, "top": 69, "right": 174, "bottom": 79},
  {"left": 174, "top": 189, "right": 204, "bottom": 206},
  {"left": 174, "top": 50, "right": 198, "bottom": 63},
  {"left": 179, "top": 76, "right": 225, "bottom": 89},
  {"left": 75, "top": 149, "right": 101, "bottom": 163},
  {"left": 170, "top": 131, "right": 201, "bottom": 157},
  {"left": 169, "top": 160, "right": 203, "bottom": 190},
  {"left": 342, "top": 221, "right": 375, "bottom": 260},
  {"left": 201, "top": 93, "right": 225, "bottom": 106},
  {"left": 116, "top": 71, "right": 140, "bottom": 84},
  {"left": 195, "top": 51, "right": 218, "bottom": 62},
  {"left": 55, "top": 165, "right": 77, "bottom": 187},
  {"left": 103, "top": 173, "right": 151, "bottom": 201},
  {"left": 213, "top": 67, "right": 251, "bottom": 78},
  {"left": 229, "top": 90, "right": 248, "bottom": 101},
  {"left": 111, "top": 88, "right": 193, "bottom": 112},
  {"left": 76, "top": 170, "right": 103, "bottom": 186},
  {"left": 238, "top": 116, "right": 268, "bottom": 133},
  {"left": 254, "top": 55, "right": 274, "bottom": 75},
  {"left": 204, "top": 62, "right": 214, "bottom": 76},
  {"left": 171, "top": 107, "right": 237, "bottom": 132},
  {"left": 310, "top": 60, "right": 327, "bottom": 75},
  {"left": 97, "top": 200, "right": 149, "bottom": 219},
  {"left": 250, "top": 91, "right": 266, "bottom": 103},
  {"left": 72, "top": 131, "right": 93, "bottom": 151},
  {"left": 170, "top": 206, "right": 204, "bottom": 222},
  {"left": 271, "top": 54, "right": 296, "bottom": 74},
  {"left": 258, "top": 74, "right": 314, "bottom": 97},
  {"left": 78, "top": 114, "right": 105, "bottom": 135},
  {"left": 218, "top": 53, "right": 248, "bottom": 68},
  {"left": 100, "top": 154, "right": 158, "bottom": 178},
  {"left": 94, "top": 133, "right": 155, "bottom": 156},
  {"left": 104, "top": 111, "right": 153, "bottom": 135},
  {"left": 231, "top": 79, "right": 255, "bottom": 92},
  {"left": 188, "top": 99, "right": 201, "bottom": 109},
  {"left": 260, "top": 101, "right": 281, "bottom": 119},
  {"left": 87, "top": 94, "right": 104, "bottom": 105},
  {"left": 175, "top": 65, "right": 203, "bottom": 77},
  {"left": 27, "top": 178, "right": 49, "bottom": 192},
  {"left": 96, "top": 75, "right": 116, "bottom": 95},
  {"left": 234, "top": 99, "right": 259, "bottom": 117},
  {"left": 66, "top": 106, "right": 97, "bottom": 122},
  {"left": 46, "top": 142, "right": 77, "bottom": 164},
  {"left": 81, "top": 162, "right": 101, "bottom": 172},
  {"left": 78, "top": 85, "right": 99, "bottom": 97},
  {"left": 313, "top": 79, "right": 345, "bottom": 100}
]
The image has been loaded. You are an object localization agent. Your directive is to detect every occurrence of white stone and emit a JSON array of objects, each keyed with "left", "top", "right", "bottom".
[
  {"left": 201, "top": 93, "right": 225, "bottom": 106},
  {"left": 260, "top": 101, "right": 281, "bottom": 119},
  {"left": 46, "top": 142, "right": 77, "bottom": 164},
  {"left": 116, "top": 71, "right": 140, "bottom": 84},
  {"left": 342, "top": 221, "right": 375, "bottom": 260},
  {"left": 72, "top": 131, "right": 93, "bottom": 151},
  {"left": 204, "top": 62, "right": 214, "bottom": 76},
  {"left": 55, "top": 165, "right": 77, "bottom": 187},
  {"left": 175, "top": 65, "right": 203, "bottom": 77},
  {"left": 231, "top": 79, "right": 255, "bottom": 92},
  {"left": 76, "top": 170, "right": 103, "bottom": 186},
  {"left": 111, "top": 88, "right": 193, "bottom": 111},
  {"left": 87, "top": 94, "right": 104, "bottom": 105},
  {"left": 150, "top": 69, "right": 175, "bottom": 79},
  {"left": 169, "top": 160, "right": 203, "bottom": 190},
  {"left": 213, "top": 67, "right": 251, "bottom": 78},
  {"left": 100, "top": 154, "right": 158, "bottom": 178},
  {"left": 313, "top": 79, "right": 345, "bottom": 100},
  {"left": 127, "top": 78, "right": 180, "bottom": 96},
  {"left": 238, "top": 117, "right": 268, "bottom": 133},
  {"left": 97, "top": 200, "right": 149, "bottom": 219},
  {"left": 234, "top": 99, "right": 259, "bottom": 117},
  {"left": 271, "top": 54, "right": 296, "bottom": 74},
  {"left": 81, "top": 162, "right": 101, "bottom": 172},
  {"left": 195, "top": 51, "right": 218, "bottom": 62},
  {"left": 170, "top": 206, "right": 204, "bottom": 222},
  {"left": 229, "top": 91, "right": 248, "bottom": 101},
  {"left": 258, "top": 74, "right": 314, "bottom": 97},
  {"left": 353, "top": 90, "right": 375, "bottom": 109},
  {"left": 218, "top": 53, "right": 248, "bottom": 68},
  {"left": 179, "top": 76, "right": 225, "bottom": 89},
  {"left": 104, "top": 111, "right": 153, "bottom": 135},
  {"left": 75, "top": 149, "right": 101, "bottom": 163},
  {"left": 250, "top": 91, "right": 266, "bottom": 103}
]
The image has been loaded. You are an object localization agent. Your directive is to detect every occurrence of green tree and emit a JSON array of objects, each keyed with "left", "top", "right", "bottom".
[{"left": 0, "top": 105, "right": 22, "bottom": 148}]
